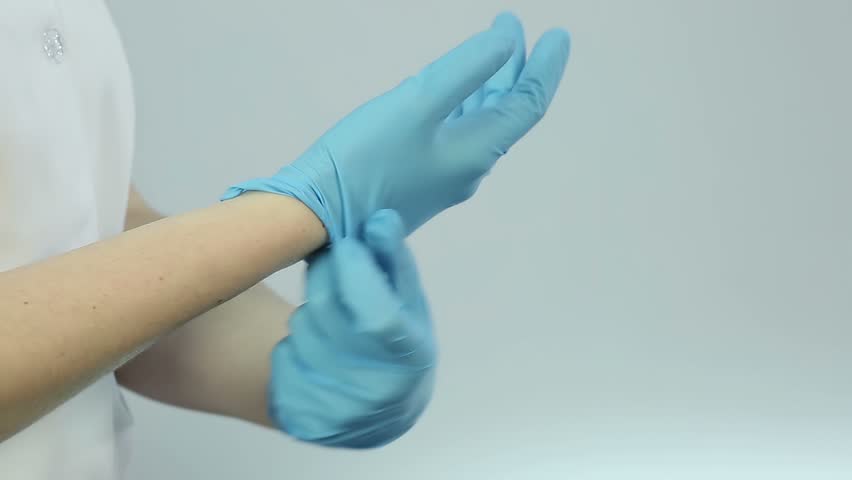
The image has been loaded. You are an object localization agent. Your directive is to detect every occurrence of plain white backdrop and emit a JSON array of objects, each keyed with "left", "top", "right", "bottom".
[{"left": 108, "top": 1, "right": 852, "bottom": 478}]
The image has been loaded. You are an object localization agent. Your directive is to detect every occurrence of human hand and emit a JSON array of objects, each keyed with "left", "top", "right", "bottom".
[
  {"left": 267, "top": 210, "right": 435, "bottom": 448},
  {"left": 222, "top": 12, "right": 571, "bottom": 241}
]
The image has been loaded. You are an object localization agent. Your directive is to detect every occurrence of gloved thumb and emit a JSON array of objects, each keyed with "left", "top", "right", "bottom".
[{"left": 363, "top": 210, "right": 427, "bottom": 312}]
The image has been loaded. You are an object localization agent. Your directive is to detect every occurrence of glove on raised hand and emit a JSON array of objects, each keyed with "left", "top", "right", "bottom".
[
  {"left": 222, "top": 13, "right": 571, "bottom": 241},
  {"left": 268, "top": 210, "right": 436, "bottom": 448}
]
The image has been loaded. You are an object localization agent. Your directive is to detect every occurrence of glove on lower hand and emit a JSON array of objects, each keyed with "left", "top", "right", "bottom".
[{"left": 268, "top": 210, "right": 436, "bottom": 448}]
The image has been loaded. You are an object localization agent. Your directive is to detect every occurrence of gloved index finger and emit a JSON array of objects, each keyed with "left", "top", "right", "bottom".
[
  {"left": 416, "top": 27, "right": 516, "bottom": 121},
  {"left": 481, "top": 12, "right": 527, "bottom": 108}
]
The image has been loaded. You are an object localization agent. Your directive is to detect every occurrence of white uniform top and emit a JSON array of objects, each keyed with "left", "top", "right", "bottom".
[{"left": 0, "top": 1, "right": 136, "bottom": 478}]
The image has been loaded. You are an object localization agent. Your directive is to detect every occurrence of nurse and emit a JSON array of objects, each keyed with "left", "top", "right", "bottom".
[{"left": 0, "top": 4, "right": 570, "bottom": 479}]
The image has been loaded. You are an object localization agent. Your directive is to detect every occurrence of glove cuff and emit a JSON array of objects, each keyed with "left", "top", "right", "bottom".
[{"left": 220, "top": 164, "right": 343, "bottom": 242}]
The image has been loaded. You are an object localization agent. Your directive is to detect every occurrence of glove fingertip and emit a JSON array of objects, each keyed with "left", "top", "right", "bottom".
[
  {"left": 546, "top": 27, "right": 572, "bottom": 56},
  {"left": 492, "top": 11, "right": 523, "bottom": 32}
]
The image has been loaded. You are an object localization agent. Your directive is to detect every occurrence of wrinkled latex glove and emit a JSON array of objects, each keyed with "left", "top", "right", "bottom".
[
  {"left": 222, "top": 13, "right": 571, "bottom": 241},
  {"left": 268, "top": 210, "right": 436, "bottom": 448}
]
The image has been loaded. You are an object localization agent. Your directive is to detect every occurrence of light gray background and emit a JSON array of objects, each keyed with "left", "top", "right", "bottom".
[{"left": 108, "top": 0, "right": 852, "bottom": 478}]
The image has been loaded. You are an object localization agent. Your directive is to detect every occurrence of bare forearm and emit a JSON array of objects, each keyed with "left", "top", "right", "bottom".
[
  {"left": 0, "top": 193, "right": 325, "bottom": 440},
  {"left": 117, "top": 282, "right": 289, "bottom": 428},
  {"left": 118, "top": 192, "right": 289, "bottom": 428}
]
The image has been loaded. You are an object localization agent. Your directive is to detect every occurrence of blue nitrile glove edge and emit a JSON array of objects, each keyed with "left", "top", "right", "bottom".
[{"left": 220, "top": 174, "right": 341, "bottom": 243}]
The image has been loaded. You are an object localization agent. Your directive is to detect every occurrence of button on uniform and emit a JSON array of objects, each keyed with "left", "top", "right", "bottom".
[{"left": 42, "top": 27, "right": 64, "bottom": 63}]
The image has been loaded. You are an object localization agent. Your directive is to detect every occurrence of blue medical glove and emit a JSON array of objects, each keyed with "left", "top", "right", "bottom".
[
  {"left": 222, "top": 13, "right": 571, "bottom": 241},
  {"left": 268, "top": 210, "right": 436, "bottom": 448}
]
